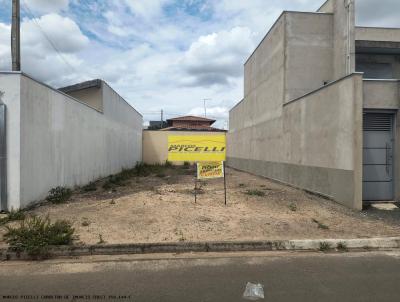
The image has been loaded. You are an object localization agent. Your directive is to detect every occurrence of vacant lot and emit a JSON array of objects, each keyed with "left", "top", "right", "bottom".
[{"left": 1, "top": 165, "right": 399, "bottom": 246}]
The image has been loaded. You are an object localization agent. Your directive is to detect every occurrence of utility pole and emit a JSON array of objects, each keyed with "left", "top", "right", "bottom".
[
  {"left": 160, "top": 109, "right": 164, "bottom": 128},
  {"left": 203, "top": 98, "right": 211, "bottom": 117},
  {"left": 11, "top": 0, "right": 21, "bottom": 71}
]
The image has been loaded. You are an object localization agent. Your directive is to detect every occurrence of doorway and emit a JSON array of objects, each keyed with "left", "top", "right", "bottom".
[{"left": 363, "top": 112, "right": 395, "bottom": 201}]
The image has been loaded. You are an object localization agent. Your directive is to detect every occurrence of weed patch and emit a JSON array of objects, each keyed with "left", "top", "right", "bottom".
[
  {"left": 245, "top": 189, "right": 266, "bottom": 197},
  {"left": 4, "top": 216, "right": 74, "bottom": 259},
  {"left": 319, "top": 241, "right": 331, "bottom": 252},
  {"left": 288, "top": 203, "right": 297, "bottom": 212},
  {"left": 0, "top": 209, "right": 26, "bottom": 225},
  {"left": 82, "top": 182, "right": 97, "bottom": 192},
  {"left": 98, "top": 234, "right": 105, "bottom": 244},
  {"left": 47, "top": 187, "right": 72, "bottom": 204},
  {"left": 336, "top": 242, "right": 348, "bottom": 252}
]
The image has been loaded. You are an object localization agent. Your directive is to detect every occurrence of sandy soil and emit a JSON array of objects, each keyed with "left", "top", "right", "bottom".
[{"left": 1, "top": 166, "right": 399, "bottom": 245}]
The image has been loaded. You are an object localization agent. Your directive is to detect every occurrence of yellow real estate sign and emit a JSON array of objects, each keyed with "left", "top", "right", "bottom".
[
  {"left": 168, "top": 135, "right": 226, "bottom": 162},
  {"left": 197, "top": 162, "right": 224, "bottom": 179}
]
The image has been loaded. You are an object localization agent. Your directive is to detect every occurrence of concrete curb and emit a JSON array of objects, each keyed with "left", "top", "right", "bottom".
[{"left": 1, "top": 237, "right": 400, "bottom": 260}]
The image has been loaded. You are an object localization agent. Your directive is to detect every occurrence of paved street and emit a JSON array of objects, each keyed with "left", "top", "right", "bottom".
[{"left": 1, "top": 251, "right": 400, "bottom": 302}]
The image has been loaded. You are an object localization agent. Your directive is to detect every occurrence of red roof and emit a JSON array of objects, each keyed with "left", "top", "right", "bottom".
[
  {"left": 160, "top": 125, "right": 226, "bottom": 132},
  {"left": 166, "top": 115, "right": 216, "bottom": 123}
]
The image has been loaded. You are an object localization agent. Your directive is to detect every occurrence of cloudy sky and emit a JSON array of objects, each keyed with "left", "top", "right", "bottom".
[{"left": 0, "top": 0, "right": 399, "bottom": 128}]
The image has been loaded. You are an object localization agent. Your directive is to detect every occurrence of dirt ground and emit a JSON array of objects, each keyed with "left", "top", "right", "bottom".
[{"left": 1, "top": 166, "right": 399, "bottom": 245}]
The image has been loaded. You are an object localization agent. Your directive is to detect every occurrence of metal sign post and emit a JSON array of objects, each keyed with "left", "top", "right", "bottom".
[
  {"left": 223, "top": 161, "right": 227, "bottom": 206},
  {"left": 194, "top": 162, "right": 197, "bottom": 203}
]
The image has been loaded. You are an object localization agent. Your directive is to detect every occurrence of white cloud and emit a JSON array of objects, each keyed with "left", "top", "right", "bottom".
[
  {"left": 0, "top": 13, "right": 89, "bottom": 85},
  {"left": 22, "top": 14, "right": 89, "bottom": 54},
  {"left": 23, "top": 0, "right": 69, "bottom": 14},
  {"left": 181, "top": 26, "right": 255, "bottom": 87},
  {"left": 123, "top": 0, "right": 171, "bottom": 20}
]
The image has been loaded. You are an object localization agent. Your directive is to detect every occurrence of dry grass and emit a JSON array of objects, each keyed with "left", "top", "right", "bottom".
[{"left": 1, "top": 166, "right": 399, "bottom": 246}]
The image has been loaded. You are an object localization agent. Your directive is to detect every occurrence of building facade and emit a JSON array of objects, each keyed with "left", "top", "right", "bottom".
[
  {"left": 143, "top": 115, "right": 226, "bottom": 165},
  {"left": 228, "top": 0, "right": 400, "bottom": 210},
  {"left": 0, "top": 73, "right": 142, "bottom": 211}
]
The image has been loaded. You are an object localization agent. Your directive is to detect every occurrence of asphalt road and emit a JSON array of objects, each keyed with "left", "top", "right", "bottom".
[{"left": 1, "top": 251, "right": 400, "bottom": 302}]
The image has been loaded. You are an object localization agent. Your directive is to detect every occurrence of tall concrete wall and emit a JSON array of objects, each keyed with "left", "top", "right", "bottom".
[
  {"left": 143, "top": 130, "right": 226, "bottom": 165},
  {"left": 65, "top": 86, "right": 103, "bottom": 112},
  {"left": 228, "top": 74, "right": 364, "bottom": 209},
  {"left": 318, "top": 0, "right": 355, "bottom": 79},
  {"left": 0, "top": 73, "right": 142, "bottom": 209},
  {"left": 284, "top": 12, "right": 334, "bottom": 101},
  {"left": 356, "top": 27, "right": 400, "bottom": 42},
  {"left": 0, "top": 73, "right": 21, "bottom": 210}
]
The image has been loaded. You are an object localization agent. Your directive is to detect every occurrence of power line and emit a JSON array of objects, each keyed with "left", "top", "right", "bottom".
[{"left": 20, "top": 0, "right": 78, "bottom": 74}]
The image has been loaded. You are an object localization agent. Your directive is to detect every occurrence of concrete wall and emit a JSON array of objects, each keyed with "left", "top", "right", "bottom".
[
  {"left": 0, "top": 73, "right": 21, "bottom": 210},
  {"left": 318, "top": 0, "right": 355, "bottom": 79},
  {"left": 228, "top": 74, "right": 364, "bottom": 209},
  {"left": 356, "top": 27, "right": 400, "bottom": 42},
  {"left": 65, "top": 86, "right": 103, "bottom": 112},
  {"left": 363, "top": 80, "right": 400, "bottom": 109},
  {"left": 284, "top": 12, "right": 334, "bottom": 101},
  {"left": 143, "top": 130, "right": 226, "bottom": 165},
  {"left": 0, "top": 72, "right": 142, "bottom": 209}
]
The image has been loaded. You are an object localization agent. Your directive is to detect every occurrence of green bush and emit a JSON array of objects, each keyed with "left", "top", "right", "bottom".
[
  {"left": 46, "top": 187, "right": 72, "bottom": 204},
  {"left": 319, "top": 241, "right": 331, "bottom": 252},
  {"left": 4, "top": 216, "right": 74, "bottom": 259},
  {"left": 82, "top": 182, "right": 97, "bottom": 192},
  {"left": 0, "top": 209, "right": 26, "bottom": 225},
  {"left": 165, "top": 160, "right": 172, "bottom": 167}
]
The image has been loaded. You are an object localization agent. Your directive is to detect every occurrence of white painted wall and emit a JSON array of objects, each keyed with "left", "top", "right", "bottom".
[
  {"left": 0, "top": 73, "right": 21, "bottom": 210},
  {"left": 0, "top": 72, "right": 142, "bottom": 209}
]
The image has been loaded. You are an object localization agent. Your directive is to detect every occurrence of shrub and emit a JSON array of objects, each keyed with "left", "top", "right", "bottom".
[
  {"left": 134, "top": 162, "right": 151, "bottom": 177},
  {"left": 183, "top": 161, "right": 191, "bottom": 169},
  {"left": 245, "top": 189, "right": 266, "bottom": 197},
  {"left": 319, "top": 241, "right": 331, "bottom": 252},
  {"left": 46, "top": 187, "right": 72, "bottom": 204},
  {"left": 337, "top": 242, "right": 348, "bottom": 252},
  {"left": 288, "top": 203, "right": 297, "bottom": 212},
  {"left": 4, "top": 216, "right": 74, "bottom": 259},
  {"left": 0, "top": 209, "right": 26, "bottom": 225},
  {"left": 165, "top": 160, "right": 172, "bottom": 167},
  {"left": 82, "top": 182, "right": 97, "bottom": 192}
]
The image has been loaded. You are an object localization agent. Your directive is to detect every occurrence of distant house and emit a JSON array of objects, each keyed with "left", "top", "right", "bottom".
[
  {"left": 161, "top": 115, "right": 226, "bottom": 132},
  {"left": 143, "top": 115, "right": 226, "bottom": 164}
]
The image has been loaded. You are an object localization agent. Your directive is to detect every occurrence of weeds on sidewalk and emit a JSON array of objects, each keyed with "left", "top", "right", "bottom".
[
  {"left": 4, "top": 216, "right": 74, "bottom": 259},
  {"left": 336, "top": 242, "right": 348, "bottom": 252},
  {"left": 319, "top": 241, "right": 331, "bottom": 252},
  {"left": 47, "top": 187, "right": 72, "bottom": 204}
]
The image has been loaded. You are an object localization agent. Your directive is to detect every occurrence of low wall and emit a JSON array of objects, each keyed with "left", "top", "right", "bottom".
[
  {"left": 228, "top": 74, "right": 364, "bottom": 209},
  {"left": 0, "top": 72, "right": 143, "bottom": 209},
  {"left": 143, "top": 130, "right": 226, "bottom": 165}
]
